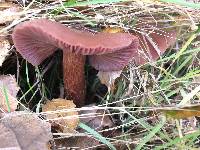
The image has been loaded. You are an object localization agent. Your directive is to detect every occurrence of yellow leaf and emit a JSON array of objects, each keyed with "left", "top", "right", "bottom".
[
  {"left": 102, "top": 27, "right": 124, "bottom": 33},
  {"left": 42, "top": 99, "right": 79, "bottom": 133},
  {"left": 160, "top": 104, "right": 200, "bottom": 119}
]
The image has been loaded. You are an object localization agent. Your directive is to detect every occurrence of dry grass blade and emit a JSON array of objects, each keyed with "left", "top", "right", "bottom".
[{"left": 160, "top": 104, "right": 200, "bottom": 119}]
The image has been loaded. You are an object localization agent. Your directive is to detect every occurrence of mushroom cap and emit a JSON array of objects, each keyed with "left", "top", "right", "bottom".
[
  {"left": 132, "top": 28, "right": 177, "bottom": 65},
  {"left": 12, "top": 19, "right": 139, "bottom": 71}
]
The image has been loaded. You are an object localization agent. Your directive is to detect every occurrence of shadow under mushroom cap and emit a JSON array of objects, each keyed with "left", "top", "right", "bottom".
[{"left": 12, "top": 19, "right": 139, "bottom": 71}]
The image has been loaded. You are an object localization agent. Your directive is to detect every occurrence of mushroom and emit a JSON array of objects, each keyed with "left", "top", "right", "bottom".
[
  {"left": 100, "top": 26, "right": 177, "bottom": 89},
  {"left": 12, "top": 19, "right": 139, "bottom": 107},
  {"left": 132, "top": 27, "right": 177, "bottom": 65},
  {"left": 103, "top": 26, "right": 177, "bottom": 65}
]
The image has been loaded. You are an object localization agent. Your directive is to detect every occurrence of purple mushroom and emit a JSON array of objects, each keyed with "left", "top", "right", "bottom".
[
  {"left": 12, "top": 19, "right": 139, "bottom": 107},
  {"left": 132, "top": 27, "right": 177, "bottom": 65}
]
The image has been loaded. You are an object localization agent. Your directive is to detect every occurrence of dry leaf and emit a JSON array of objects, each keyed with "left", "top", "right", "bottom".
[
  {"left": 160, "top": 104, "right": 200, "bottom": 119},
  {"left": 0, "top": 112, "right": 52, "bottom": 150},
  {"left": 0, "top": 91, "right": 18, "bottom": 112},
  {"left": 55, "top": 136, "right": 100, "bottom": 149},
  {"left": 103, "top": 27, "right": 124, "bottom": 33},
  {"left": 0, "top": 6, "right": 21, "bottom": 24},
  {"left": 0, "top": 75, "right": 19, "bottom": 96},
  {"left": 0, "top": 123, "right": 21, "bottom": 149},
  {"left": 0, "top": 75, "right": 19, "bottom": 112},
  {"left": 55, "top": 105, "right": 113, "bottom": 149},
  {"left": 0, "top": 2, "right": 17, "bottom": 10},
  {"left": 0, "top": 38, "right": 10, "bottom": 66},
  {"left": 42, "top": 98, "right": 79, "bottom": 133}
]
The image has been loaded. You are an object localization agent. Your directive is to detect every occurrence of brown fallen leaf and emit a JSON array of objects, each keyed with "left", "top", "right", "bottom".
[
  {"left": 0, "top": 111, "right": 53, "bottom": 150},
  {"left": 0, "top": 90, "right": 18, "bottom": 112},
  {"left": 0, "top": 75, "right": 19, "bottom": 96},
  {"left": 0, "top": 123, "right": 21, "bottom": 149},
  {"left": 160, "top": 104, "right": 200, "bottom": 119},
  {"left": 0, "top": 75, "right": 19, "bottom": 112},
  {"left": 55, "top": 136, "right": 100, "bottom": 150},
  {"left": 54, "top": 105, "right": 114, "bottom": 149},
  {"left": 42, "top": 98, "right": 79, "bottom": 133}
]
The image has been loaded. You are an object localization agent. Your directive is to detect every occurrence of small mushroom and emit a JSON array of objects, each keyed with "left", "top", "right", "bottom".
[{"left": 12, "top": 19, "right": 139, "bottom": 107}]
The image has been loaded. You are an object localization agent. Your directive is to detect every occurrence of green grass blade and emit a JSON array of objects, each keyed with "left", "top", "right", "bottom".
[
  {"left": 64, "top": 0, "right": 129, "bottom": 7},
  {"left": 123, "top": 109, "right": 172, "bottom": 144},
  {"left": 2, "top": 86, "right": 11, "bottom": 112},
  {"left": 160, "top": 0, "right": 200, "bottom": 9},
  {"left": 173, "top": 33, "right": 197, "bottom": 63},
  {"left": 54, "top": 0, "right": 129, "bottom": 15},
  {"left": 173, "top": 55, "right": 193, "bottom": 76},
  {"left": 79, "top": 122, "right": 116, "bottom": 150},
  {"left": 156, "top": 47, "right": 200, "bottom": 63},
  {"left": 154, "top": 130, "right": 200, "bottom": 150},
  {"left": 135, "top": 117, "right": 166, "bottom": 150}
]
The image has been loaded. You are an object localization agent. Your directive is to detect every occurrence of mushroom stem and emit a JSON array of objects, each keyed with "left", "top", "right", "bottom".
[{"left": 63, "top": 50, "right": 86, "bottom": 107}]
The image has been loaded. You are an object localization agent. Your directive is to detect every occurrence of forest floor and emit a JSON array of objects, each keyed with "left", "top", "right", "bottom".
[{"left": 0, "top": 0, "right": 200, "bottom": 149}]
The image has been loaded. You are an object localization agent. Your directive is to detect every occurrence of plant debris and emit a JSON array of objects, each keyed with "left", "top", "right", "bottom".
[
  {"left": 0, "top": 75, "right": 19, "bottom": 112},
  {"left": 0, "top": 5, "right": 21, "bottom": 24},
  {"left": 0, "top": 38, "right": 10, "bottom": 67},
  {"left": 0, "top": 112, "right": 53, "bottom": 150},
  {"left": 160, "top": 104, "right": 200, "bottom": 119},
  {"left": 42, "top": 98, "right": 79, "bottom": 133}
]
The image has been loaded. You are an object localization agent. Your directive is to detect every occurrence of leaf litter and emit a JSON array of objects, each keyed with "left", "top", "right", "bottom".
[
  {"left": 0, "top": 111, "right": 53, "bottom": 150},
  {"left": 0, "top": 37, "right": 11, "bottom": 67},
  {"left": 42, "top": 98, "right": 79, "bottom": 133}
]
